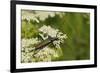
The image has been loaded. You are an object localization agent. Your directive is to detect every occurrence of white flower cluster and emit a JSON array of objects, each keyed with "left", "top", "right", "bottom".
[
  {"left": 39, "top": 25, "right": 67, "bottom": 48},
  {"left": 22, "top": 38, "right": 39, "bottom": 48},
  {"left": 34, "top": 47, "right": 59, "bottom": 62},
  {"left": 22, "top": 10, "right": 64, "bottom": 21},
  {"left": 21, "top": 38, "right": 61, "bottom": 63},
  {"left": 21, "top": 25, "right": 67, "bottom": 63},
  {"left": 39, "top": 25, "right": 59, "bottom": 37},
  {"left": 21, "top": 38, "right": 39, "bottom": 63}
]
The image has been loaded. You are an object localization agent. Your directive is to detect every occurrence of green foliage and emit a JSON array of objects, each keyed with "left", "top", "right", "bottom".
[
  {"left": 41, "top": 12, "right": 90, "bottom": 60},
  {"left": 21, "top": 19, "right": 39, "bottom": 38}
]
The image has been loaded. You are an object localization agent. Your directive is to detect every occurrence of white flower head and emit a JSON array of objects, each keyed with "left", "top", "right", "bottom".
[
  {"left": 22, "top": 38, "right": 39, "bottom": 48},
  {"left": 39, "top": 25, "right": 67, "bottom": 48},
  {"left": 39, "top": 25, "right": 59, "bottom": 38}
]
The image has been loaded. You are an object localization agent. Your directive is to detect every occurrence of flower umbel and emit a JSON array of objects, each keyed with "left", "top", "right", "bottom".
[{"left": 21, "top": 25, "right": 67, "bottom": 63}]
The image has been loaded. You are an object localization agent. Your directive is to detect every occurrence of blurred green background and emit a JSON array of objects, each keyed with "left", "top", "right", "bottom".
[{"left": 21, "top": 10, "right": 90, "bottom": 61}]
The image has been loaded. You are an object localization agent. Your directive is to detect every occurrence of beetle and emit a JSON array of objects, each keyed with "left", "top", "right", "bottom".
[{"left": 34, "top": 36, "right": 58, "bottom": 50}]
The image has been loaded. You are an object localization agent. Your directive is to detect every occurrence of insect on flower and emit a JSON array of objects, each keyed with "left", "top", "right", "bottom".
[
  {"left": 25, "top": 25, "right": 67, "bottom": 55},
  {"left": 26, "top": 35, "right": 59, "bottom": 55}
]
